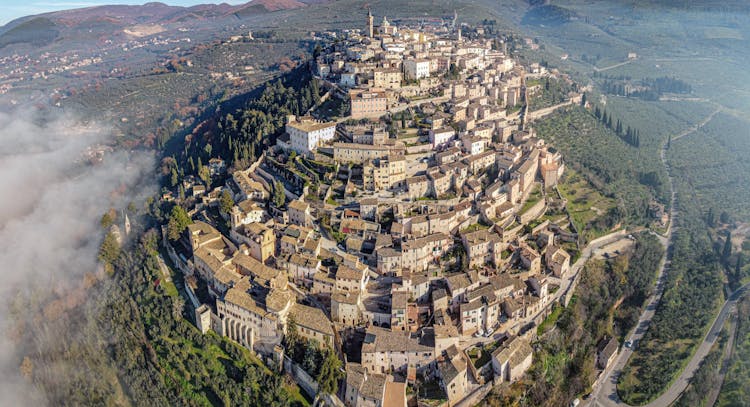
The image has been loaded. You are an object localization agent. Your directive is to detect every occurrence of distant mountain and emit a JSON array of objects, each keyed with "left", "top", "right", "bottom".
[
  {"left": 45, "top": 0, "right": 310, "bottom": 26},
  {"left": 0, "top": 17, "right": 59, "bottom": 49},
  {"left": 0, "top": 0, "right": 316, "bottom": 48}
]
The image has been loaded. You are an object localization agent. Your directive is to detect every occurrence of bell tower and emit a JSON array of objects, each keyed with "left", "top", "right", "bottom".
[{"left": 367, "top": 9, "right": 374, "bottom": 38}]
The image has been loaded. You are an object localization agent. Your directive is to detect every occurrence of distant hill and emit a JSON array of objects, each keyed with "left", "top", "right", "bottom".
[
  {"left": 0, "top": 0, "right": 314, "bottom": 33},
  {"left": 0, "top": 17, "right": 58, "bottom": 49},
  {"left": 625, "top": 0, "right": 750, "bottom": 11},
  {"left": 521, "top": 4, "right": 576, "bottom": 27},
  {"left": 232, "top": 0, "right": 308, "bottom": 18}
]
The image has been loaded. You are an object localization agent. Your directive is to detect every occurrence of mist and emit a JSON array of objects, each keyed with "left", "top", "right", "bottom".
[{"left": 0, "top": 110, "right": 156, "bottom": 405}]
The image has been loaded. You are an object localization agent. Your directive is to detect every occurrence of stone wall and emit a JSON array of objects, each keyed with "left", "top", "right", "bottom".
[{"left": 283, "top": 356, "right": 319, "bottom": 399}]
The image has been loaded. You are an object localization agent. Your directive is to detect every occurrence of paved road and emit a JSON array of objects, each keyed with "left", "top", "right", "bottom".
[
  {"left": 591, "top": 284, "right": 750, "bottom": 407},
  {"left": 589, "top": 109, "right": 726, "bottom": 407},
  {"left": 593, "top": 59, "right": 634, "bottom": 73},
  {"left": 705, "top": 307, "right": 739, "bottom": 407}
]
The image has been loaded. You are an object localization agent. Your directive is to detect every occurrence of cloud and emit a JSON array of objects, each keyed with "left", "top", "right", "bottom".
[{"left": 0, "top": 110, "right": 155, "bottom": 404}]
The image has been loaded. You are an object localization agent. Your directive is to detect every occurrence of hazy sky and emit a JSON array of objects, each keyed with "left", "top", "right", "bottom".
[{"left": 1, "top": 0, "right": 246, "bottom": 26}]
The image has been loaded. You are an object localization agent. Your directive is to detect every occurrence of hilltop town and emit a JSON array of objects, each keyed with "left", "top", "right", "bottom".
[{"left": 163, "top": 11, "right": 587, "bottom": 407}]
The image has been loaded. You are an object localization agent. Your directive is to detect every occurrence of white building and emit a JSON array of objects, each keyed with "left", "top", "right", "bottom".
[
  {"left": 429, "top": 127, "right": 456, "bottom": 149},
  {"left": 286, "top": 115, "right": 337, "bottom": 156},
  {"left": 462, "top": 135, "right": 486, "bottom": 156},
  {"left": 403, "top": 59, "right": 431, "bottom": 80}
]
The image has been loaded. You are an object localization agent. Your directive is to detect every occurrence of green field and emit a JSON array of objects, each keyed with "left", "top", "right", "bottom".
[
  {"left": 668, "top": 113, "right": 750, "bottom": 222},
  {"left": 533, "top": 106, "right": 657, "bottom": 230},
  {"left": 557, "top": 170, "right": 617, "bottom": 241}
]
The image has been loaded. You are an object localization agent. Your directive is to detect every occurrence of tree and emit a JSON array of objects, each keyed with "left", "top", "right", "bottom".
[
  {"left": 188, "top": 156, "right": 195, "bottom": 173},
  {"left": 171, "top": 295, "right": 185, "bottom": 320},
  {"left": 706, "top": 208, "right": 716, "bottom": 227},
  {"left": 99, "top": 231, "right": 121, "bottom": 264},
  {"left": 273, "top": 181, "right": 286, "bottom": 208},
  {"left": 198, "top": 165, "right": 211, "bottom": 189},
  {"left": 723, "top": 232, "right": 732, "bottom": 263},
  {"left": 302, "top": 340, "right": 320, "bottom": 374},
  {"left": 316, "top": 347, "right": 344, "bottom": 395},
  {"left": 285, "top": 316, "right": 301, "bottom": 360},
  {"left": 312, "top": 79, "right": 321, "bottom": 105},
  {"left": 219, "top": 190, "right": 234, "bottom": 215},
  {"left": 736, "top": 254, "right": 744, "bottom": 281},
  {"left": 19, "top": 357, "right": 33, "bottom": 380},
  {"left": 170, "top": 168, "right": 179, "bottom": 187},
  {"left": 313, "top": 43, "right": 323, "bottom": 59},
  {"left": 100, "top": 210, "right": 115, "bottom": 229},
  {"left": 167, "top": 205, "right": 192, "bottom": 241},
  {"left": 720, "top": 211, "right": 731, "bottom": 224}
]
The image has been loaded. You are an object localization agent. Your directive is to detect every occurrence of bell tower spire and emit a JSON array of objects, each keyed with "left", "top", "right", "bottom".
[{"left": 367, "top": 8, "right": 374, "bottom": 38}]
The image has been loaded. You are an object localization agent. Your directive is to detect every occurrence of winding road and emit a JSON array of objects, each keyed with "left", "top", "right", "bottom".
[
  {"left": 592, "top": 283, "right": 750, "bottom": 407},
  {"left": 588, "top": 108, "right": 734, "bottom": 407}
]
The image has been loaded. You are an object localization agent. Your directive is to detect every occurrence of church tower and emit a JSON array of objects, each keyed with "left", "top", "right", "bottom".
[{"left": 367, "top": 9, "right": 374, "bottom": 38}]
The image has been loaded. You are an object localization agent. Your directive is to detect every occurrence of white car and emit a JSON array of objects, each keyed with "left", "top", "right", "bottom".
[
  {"left": 484, "top": 328, "right": 494, "bottom": 337},
  {"left": 475, "top": 328, "right": 485, "bottom": 337}
]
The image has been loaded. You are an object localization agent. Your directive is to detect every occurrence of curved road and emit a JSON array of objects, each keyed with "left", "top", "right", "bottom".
[
  {"left": 589, "top": 108, "right": 727, "bottom": 407},
  {"left": 592, "top": 284, "right": 750, "bottom": 407}
]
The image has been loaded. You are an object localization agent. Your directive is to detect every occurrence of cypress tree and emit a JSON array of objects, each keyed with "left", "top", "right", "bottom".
[
  {"left": 707, "top": 208, "right": 716, "bottom": 227},
  {"left": 723, "top": 232, "right": 733, "bottom": 263},
  {"left": 736, "top": 254, "right": 744, "bottom": 280}
]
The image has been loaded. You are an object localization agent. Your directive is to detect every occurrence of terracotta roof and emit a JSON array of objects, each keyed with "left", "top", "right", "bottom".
[
  {"left": 362, "top": 326, "right": 432, "bottom": 354},
  {"left": 492, "top": 336, "right": 532, "bottom": 368},
  {"left": 360, "top": 372, "right": 387, "bottom": 400},
  {"left": 382, "top": 382, "right": 406, "bottom": 407},
  {"left": 290, "top": 303, "right": 333, "bottom": 337},
  {"left": 287, "top": 116, "right": 336, "bottom": 133},
  {"left": 332, "top": 289, "right": 360, "bottom": 305},
  {"left": 337, "top": 264, "right": 364, "bottom": 281},
  {"left": 288, "top": 200, "right": 309, "bottom": 212}
]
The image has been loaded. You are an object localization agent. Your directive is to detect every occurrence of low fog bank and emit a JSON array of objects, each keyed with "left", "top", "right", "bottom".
[{"left": 0, "top": 111, "right": 156, "bottom": 404}]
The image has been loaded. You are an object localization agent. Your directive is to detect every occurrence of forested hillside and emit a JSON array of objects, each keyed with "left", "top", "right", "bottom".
[
  {"left": 163, "top": 64, "right": 321, "bottom": 187},
  {"left": 16, "top": 225, "right": 308, "bottom": 406}
]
